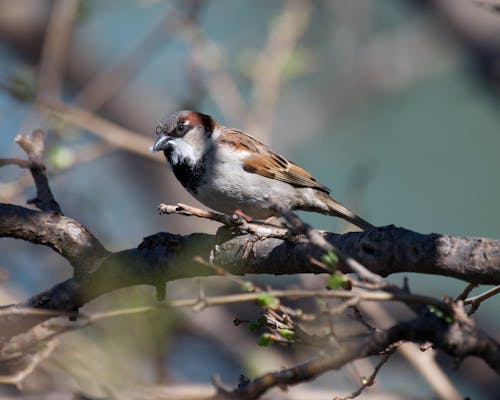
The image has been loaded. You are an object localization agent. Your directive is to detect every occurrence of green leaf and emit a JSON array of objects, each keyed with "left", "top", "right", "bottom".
[
  {"left": 48, "top": 146, "right": 75, "bottom": 169},
  {"left": 257, "top": 333, "right": 273, "bottom": 347},
  {"left": 256, "top": 293, "right": 279, "bottom": 308},
  {"left": 240, "top": 282, "right": 254, "bottom": 292},
  {"left": 278, "top": 329, "right": 294, "bottom": 340},
  {"left": 5, "top": 67, "right": 36, "bottom": 102},
  {"left": 428, "top": 305, "right": 453, "bottom": 324},
  {"left": 321, "top": 250, "right": 338, "bottom": 269},
  {"left": 248, "top": 320, "right": 260, "bottom": 332},
  {"left": 327, "top": 274, "right": 349, "bottom": 290},
  {"left": 316, "top": 299, "right": 326, "bottom": 307},
  {"left": 282, "top": 48, "right": 316, "bottom": 80}
]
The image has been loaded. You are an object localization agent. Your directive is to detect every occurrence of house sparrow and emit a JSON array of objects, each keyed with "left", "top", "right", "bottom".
[{"left": 151, "top": 110, "right": 374, "bottom": 230}]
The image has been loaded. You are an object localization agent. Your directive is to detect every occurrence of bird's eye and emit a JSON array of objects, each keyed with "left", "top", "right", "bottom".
[
  {"left": 176, "top": 122, "right": 189, "bottom": 137},
  {"left": 156, "top": 126, "right": 163, "bottom": 135}
]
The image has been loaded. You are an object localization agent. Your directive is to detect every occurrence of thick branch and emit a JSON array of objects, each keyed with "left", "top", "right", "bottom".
[
  {"left": 0, "top": 222, "right": 499, "bottom": 340},
  {"left": 0, "top": 204, "right": 109, "bottom": 273}
]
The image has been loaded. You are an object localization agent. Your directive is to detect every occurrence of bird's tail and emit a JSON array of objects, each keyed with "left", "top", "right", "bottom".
[{"left": 318, "top": 192, "right": 375, "bottom": 231}]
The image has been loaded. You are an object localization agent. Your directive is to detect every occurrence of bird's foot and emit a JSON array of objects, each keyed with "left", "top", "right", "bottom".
[{"left": 233, "top": 209, "right": 254, "bottom": 223}]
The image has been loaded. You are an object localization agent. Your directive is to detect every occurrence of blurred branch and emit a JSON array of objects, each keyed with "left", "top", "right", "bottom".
[
  {"left": 187, "top": 26, "right": 247, "bottom": 124},
  {"left": 74, "top": 0, "right": 204, "bottom": 111},
  {"left": 0, "top": 141, "right": 113, "bottom": 204},
  {"left": 37, "top": 0, "right": 79, "bottom": 98},
  {"left": 41, "top": 97, "right": 158, "bottom": 161},
  {"left": 0, "top": 173, "right": 33, "bottom": 204},
  {"left": 416, "top": 0, "right": 500, "bottom": 102},
  {"left": 0, "top": 287, "right": 449, "bottom": 361},
  {"left": 473, "top": 0, "right": 500, "bottom": 13},
  {"left": 0, "top": 384, "right": 412, "bottom": 400},
  {"left": 0, "top": 159, "right": 33, "bottom": 169},
  {"left": 247, "top": 0, "right": 312, "bottom": 141},
  {"left": 0, "top": 340, "right": 57, "bottom": 385}
]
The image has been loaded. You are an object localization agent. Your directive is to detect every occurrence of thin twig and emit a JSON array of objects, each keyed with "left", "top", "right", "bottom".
[
  {"left": 336, "top": 345, "right": 399, "bottom": 400},
  {"left": 360, "top": 302, "right": 462, "bottom": 400},
  {"left": 0, "top": 158, "right": 33, "bottom": 169},
  {"left": 0, "top": 141, "right": 113, "bottom": 204},
  {"left": 159, "top": 203, "right": 289, "bottom": 238},
  {"left": 465, "top": 285, "right": 500, "bottom": 315},
  {"left": 0, "top": 287, "right": 452, "bottom": 360},
  {"left": 0, "top": 340, "right": 58, "bottom": 384},
  {"left": 15, "top": 130, "right": 62, "bottom": 213},
  {"left": 455, "top": 282, "right": 478, "bottom": 301}
]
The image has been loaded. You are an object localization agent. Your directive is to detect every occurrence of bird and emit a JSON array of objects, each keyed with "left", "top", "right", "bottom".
[{"left": 150, "top": 110, "right": 374, "bottom": 231}]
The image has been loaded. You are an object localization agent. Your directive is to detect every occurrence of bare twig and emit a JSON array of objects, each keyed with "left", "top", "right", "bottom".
[
  {"left": 0, "top": 306, "right": 156, "bottom": 361},
  {"left": 159, "top": 203, "right": 289, "bottom": 238},
  {"left": 455, "top": 282, "right": 478, "bottom": 301},
  {"left": 336, "top": 345, "right": 399, "bottom": 400},
  {"left": 465, "top": 285, "right": 500, "bottom": 315},
  {"left": 359, "top": 302, "right": 463, "bottom": 400},
  {"left": 15, "top": 130, "right": 62, "bottom": 213},
  {"left": 0, "top": 158, "right": 33, "bottom": 169},
  {"left": 0, "top": 141, "right": 113, "bottom": 204},
  {"left": 0, "top": 340, "right": 57, "bottom": 385},
  {"left": 171, "top": 288, "right": 452, "bottom": 312}
]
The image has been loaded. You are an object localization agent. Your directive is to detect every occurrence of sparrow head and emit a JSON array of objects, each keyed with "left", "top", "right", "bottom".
[{"left": 151, "top": 110, "right": 217, "bottom": 164}]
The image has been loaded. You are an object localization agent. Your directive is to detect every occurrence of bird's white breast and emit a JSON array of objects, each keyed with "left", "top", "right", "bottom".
[{"left": 192, "top": 143, "right": 302, "bottom": 218}]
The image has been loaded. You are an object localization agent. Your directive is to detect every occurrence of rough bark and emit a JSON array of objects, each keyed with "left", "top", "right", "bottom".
[{"left": 1, "top": 204, "right": 499, "bottom": 341}]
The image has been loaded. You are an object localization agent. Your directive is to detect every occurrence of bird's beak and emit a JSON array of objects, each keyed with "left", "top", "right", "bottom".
[{"left": 150, "top": 134, "right": 171, "bottom": 152}]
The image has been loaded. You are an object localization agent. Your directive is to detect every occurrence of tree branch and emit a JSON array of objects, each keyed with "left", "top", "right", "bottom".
[
  {"left": 0, "top": 216, "right": 499, "bottom": 340},
  {"left": 0, "top": 204, "right": 109, "bottom": 274},
  {"left": 14, "top": 130, "right": 62, "bottom": 213},
  {"left": 216, "top": 311, "right": 500, "bottom": 399}
]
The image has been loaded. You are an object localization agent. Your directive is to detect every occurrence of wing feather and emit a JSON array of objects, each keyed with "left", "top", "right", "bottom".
[{"left": 217, "top": 127, "right": 330, "bottom": 193}]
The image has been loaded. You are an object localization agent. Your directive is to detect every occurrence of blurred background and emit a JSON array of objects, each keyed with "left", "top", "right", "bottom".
[{"left": 0, "top": 0, "right": 499, "bottom": 398}]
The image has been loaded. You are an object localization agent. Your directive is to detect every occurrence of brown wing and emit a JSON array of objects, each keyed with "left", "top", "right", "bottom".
[{"left": 217, "top": 127, "right": 330, "bottom": 194}]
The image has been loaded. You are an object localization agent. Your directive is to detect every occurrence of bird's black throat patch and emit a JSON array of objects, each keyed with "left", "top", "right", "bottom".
[{"left": 163, "top": 149, "right": 206, "bottom": 194}]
